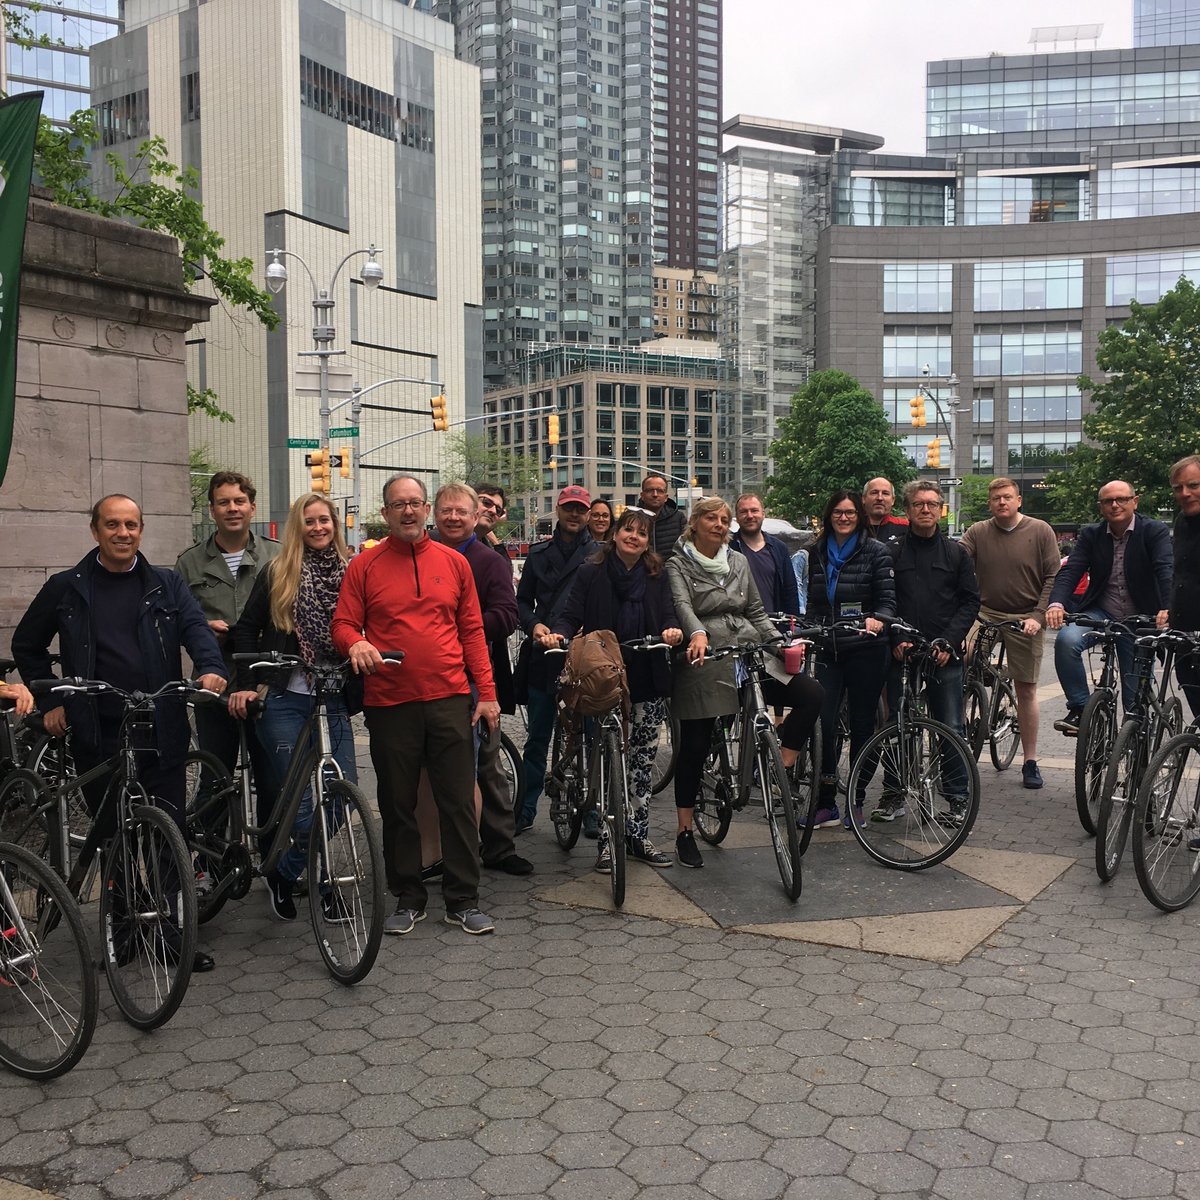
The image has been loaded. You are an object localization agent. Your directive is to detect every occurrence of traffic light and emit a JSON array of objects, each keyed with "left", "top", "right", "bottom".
[
  {"left": 547, "top": 413, "right": 560, "bottom": 447},
  {"left": 346, "top": 512, "right": 355, "bottom": 529},
  {"left": 339, "top": 447, "right": 351, "bottom": 479},
  {"left": 909, "top": 396, "right": 927, "bottom": 428},
  {"left": 941, "top": 503, "right": 949, "bottom": 520},
  {"left": 547, "top": 458, "right": 558, "bottom": 472},
  {"left": 429, "top": 394, "right": 448, "bottom": 431},
  {"left": 926, "top": 437, "right": 941, "bottom": 469},
  {"left": 308, "top": 449, "right": 332, "bottom": 493}
]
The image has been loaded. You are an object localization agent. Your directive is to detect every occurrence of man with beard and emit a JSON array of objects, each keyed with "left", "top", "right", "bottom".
[{"left": 729, "top": 493, "right": 801, "bottom": 618}]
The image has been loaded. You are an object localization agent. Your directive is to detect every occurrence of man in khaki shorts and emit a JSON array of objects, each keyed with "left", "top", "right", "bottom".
[{"left": 960, "top": 477, "right": 1061, "bottom": 789}]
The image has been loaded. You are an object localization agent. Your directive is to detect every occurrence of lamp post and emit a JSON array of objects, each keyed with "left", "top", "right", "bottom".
[
  {"left": 265, "top": 244, "right": 384, "bottom": 450},
  {"left": 915, "top": 371, "right": 962, "bottom": 531}
]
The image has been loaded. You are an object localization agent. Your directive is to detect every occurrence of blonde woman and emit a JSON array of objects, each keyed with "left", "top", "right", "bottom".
[{"left": 230, "top": 493, "right": 358, "bottom": 921}]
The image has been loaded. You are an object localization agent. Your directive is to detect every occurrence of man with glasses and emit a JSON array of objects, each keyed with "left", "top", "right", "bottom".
[
  {"left": 1046, "top": 480, "right": 1172, "bottom": 734},
  {"left": 883, "top": 480, "right": 980, "bottom": 824},
  {"left": 638, "top": 474, "right": 685, "bottom": 558},
  {"left": 333, "top": 474, "right": 500, "bottom": 936},
  {"left": 474, "top": 484, "right": 509, "bottom": 553}
]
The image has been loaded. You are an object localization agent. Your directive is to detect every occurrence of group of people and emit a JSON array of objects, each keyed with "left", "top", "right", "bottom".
[{"left": 8, "top": 453, "right": 1200, "bottom": 949}]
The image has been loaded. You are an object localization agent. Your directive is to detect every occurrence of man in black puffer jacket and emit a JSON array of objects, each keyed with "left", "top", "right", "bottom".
[{"left": 638, "top": 474, "right": 685, "bottom": 559}]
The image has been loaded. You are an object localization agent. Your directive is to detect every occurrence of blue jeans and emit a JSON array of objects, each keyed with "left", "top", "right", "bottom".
[
  {"left": 255, "top": 689, "right": 358, "bottom": 882},
  {"left": 520, "top": 685, "right": 557, "bottom": 824},
  {"left": 1053, "top": 607, "right": 1137, "bottom": 711}
]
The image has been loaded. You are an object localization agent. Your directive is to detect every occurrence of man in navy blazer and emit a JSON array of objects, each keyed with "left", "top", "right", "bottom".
[{"left": 1046, "top": 480, "right": 1173, "bottom": 732}]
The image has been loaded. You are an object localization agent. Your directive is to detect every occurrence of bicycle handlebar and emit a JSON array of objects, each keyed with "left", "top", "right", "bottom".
[
  {"left": 231, "top": 651, "right": 405, "bottom": 671},
  {"left": 1063, "top": 612, "right": 1157, "bottom": 635},
  {"left": 28, "top": 677, "right": 224, "bottom": 705}
]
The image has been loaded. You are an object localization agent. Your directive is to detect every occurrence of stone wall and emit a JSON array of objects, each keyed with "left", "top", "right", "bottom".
[{"left": 0, "top": 190, "right": 215, "bottom": 653}]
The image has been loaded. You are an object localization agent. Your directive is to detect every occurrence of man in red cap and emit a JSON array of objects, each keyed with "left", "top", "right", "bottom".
[{"left": 514, "top": 484, "right": 595, "bottom": 830}]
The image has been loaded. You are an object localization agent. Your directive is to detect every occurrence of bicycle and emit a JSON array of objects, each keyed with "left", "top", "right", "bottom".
[
  {"left": 686, "top": 637, "right": 804, "bottom": 901},
  {"left": 962, "top": 619, "right": 1024, "bottom": 770},
  {"left": 0, "top": 839, "right": 97, "bottom": 1079},
  {"left": 848, "top": 620, "right": 980, "bottom": 871},
  {"left": 1064, "top": 614, "right": 1154, "bottom": 836},
  {"left": 0, "top": 677, "right": 205, "bottom": 1030},
  {"left": 185, "top": 652, "right": 394, "bottom": 985},
  {"left": 1130, "top": 651, "right": 1200, "bottom": 911},
  {"left": 1094, "top": 628, "right": 1188, "bottom": 882},
  {"left": 544, "top": 636, "right": 671, "bottom": 908}
]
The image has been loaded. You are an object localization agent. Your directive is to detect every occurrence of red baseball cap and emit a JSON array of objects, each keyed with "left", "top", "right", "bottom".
[{"left": 556, "top": 485, "right": 592, "bottom": 507}]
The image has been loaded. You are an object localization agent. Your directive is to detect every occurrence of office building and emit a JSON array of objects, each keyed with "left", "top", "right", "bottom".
[
  {"left": 1134, "top": 0, "right": 1200, "bottom": 46},
  {"left": 652, "top": 265, "right": 718, "bottom": 342},
  {"left": 91, "top": 0, "right": 483, "bottom": 530},
  {"left": 1, "top": 0, "right": 123, "bottom": 126},
  {"left": 435, "top": 0, "right": 655, "bottom": 386}
]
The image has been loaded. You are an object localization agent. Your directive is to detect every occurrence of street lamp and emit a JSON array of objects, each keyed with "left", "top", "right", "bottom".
[
  {"left": 265, "top": 244, "right": 384, "bottom": 448},
  {"left": 915, "top": 370, "right": 963, "bottom": 531}
]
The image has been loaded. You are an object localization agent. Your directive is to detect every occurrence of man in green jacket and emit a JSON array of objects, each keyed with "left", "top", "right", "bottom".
[{"left": 175, "top": 471, "right": 278, "bottom": 785}]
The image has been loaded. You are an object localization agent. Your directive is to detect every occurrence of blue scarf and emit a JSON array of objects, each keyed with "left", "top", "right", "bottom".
[{"left": 824, "top": 532, "right": 859, "bottom": 607}]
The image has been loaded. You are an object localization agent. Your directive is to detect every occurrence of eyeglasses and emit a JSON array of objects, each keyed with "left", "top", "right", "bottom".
[
  {"left": 909, "top": 500, "right": 942, "bottom": 510},
  {"left": 830, "top": 509, "right": 857, "bottom": 518},
  {"left": 1100, "top": 495, "right": 1136, "bottom": 505},
  {"left": 479, "top": 496, "right": 505, "bottom": 512},
  {"left": 384, "top": 499, "right": 427, "bottom": 512}
]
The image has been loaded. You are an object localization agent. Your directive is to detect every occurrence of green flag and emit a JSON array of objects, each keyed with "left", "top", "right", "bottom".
[{"left": 0, "top": 92, "right": 43, "bottom": 487}]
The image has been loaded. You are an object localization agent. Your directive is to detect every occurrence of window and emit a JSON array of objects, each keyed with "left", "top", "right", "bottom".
[
  {"left": 834, "top": 177, "right": 953, "bottom": 227},
  {"left": 883, "top": 264, "right": 952, "bottom": 313},
  {"left": 973, "top": 325, "right": 1082, "bottom": 377},
  {"left": 960, "top": 176, "right": 1085, "bottom": 225},
  {"left": 1007, "top": 431, "right": 1083, "bottom": 473},
  {"left": 974, "top": 259, "right": 1083, "bottom": 311},
  {"left": 882, "top": 330, "right": 952, "bottom": 378},
  {"left": 1007, "top": 385, "right": 1082, "bottom": 423},
  {"left": 1107, "top": 249, "right": 1200, "bottom": 305}
]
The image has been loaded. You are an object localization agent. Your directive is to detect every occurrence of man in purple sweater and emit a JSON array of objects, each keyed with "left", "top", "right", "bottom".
[{"left": 433, "top": 483, "right": 531, "bottom": 875}]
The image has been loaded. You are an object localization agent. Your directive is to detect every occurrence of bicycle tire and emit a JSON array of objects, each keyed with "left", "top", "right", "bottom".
[
  {"left": 988, "top": 678, "right": 1020, "bottom": 771},
  {"left": 759, "top": 733, "right": 801, "bottom": 901},
  {"left": 307, "top": 779, "right": 385, "bottom": 986},
  {"left": 548, "top": 721, "right": 584, "bottom": 851},
  {"left": 1075, "top": 689, "right": 1117, "bottom": 837},
  {"left": 1095, "top": 719, "right": 1142, "bottom": 882},
  {"left": 693, "top": 731, "right": 733, "bottom": 846},
  {"left": 0, "top": 769, "right": 51, "bottom": 859},
  {"left": 849, "top": 716, "right": 979, "bottom": 871},
  {"left": 602, "top": 731, "right": 627, "bottom": 908},
  {"left": 0, "top": 840, "right": 97, "bottom": 1080},
  {"left": 497, "top": 732, "right": 525, "bottom": 813},
  {"left": 649, "top": 709, "right": 679, "bottom": 795},
  {"left": 183, "top": 750, "right": 238, "bottom": 925},
  {"left": 1132, "top": 733, "right": 1200, "bottom": 912},
  {"left": 101, "top": 803, "right": 197, "bottom": 1030},
  {"left": 789, "top": 730, "right": 821, "bottom": 856},
  {"left": 963, "top": 680, "right": 988, "bottom": 762}
]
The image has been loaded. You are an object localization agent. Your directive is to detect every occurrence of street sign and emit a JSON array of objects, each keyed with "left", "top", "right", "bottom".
[
  {"left": 347, "top": 504, "right": 360, "bottom": 514},
  {"left": 944, "top": 477, "right": 964, "bottom": 486},
  {"left": 330, "top": 426, "right": 360, "bottom": 438},
  {"left": 304, "top": 453, "right": 343, "bottom": 467},
  {"left": 288, "top": 438, "right": 320, "bottom": 449},
  {"left": 293, "top": 365, "right": 355, "bottom": 398}
]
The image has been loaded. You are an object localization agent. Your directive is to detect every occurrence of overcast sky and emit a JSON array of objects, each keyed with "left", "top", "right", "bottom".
[{"left": 723, "top": 1, "right": 1136, "bottom": 156}]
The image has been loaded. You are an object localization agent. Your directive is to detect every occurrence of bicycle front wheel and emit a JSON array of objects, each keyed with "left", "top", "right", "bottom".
[
  {"left": 0, "top": 769, "right": 52, "bottom": 860},
  {"left": 989, "top": 679, "right": 1020, "bottom": 771},
  {"left": 498, "top": 733, "right": 525, "bottom": 812},
  {"left": 1132, "top": 733, "right": 1200, "bottom": 912},
  {"left": 693, "top": 730, "right": 733, "bottom": 846},
  {"left": 548, "top": 721, "right": 584, "bottom": 851},
  {"left": 601, "top": 731, "right": 627, "bottom": 908},
  {"left": 849, "top": 717, "right": 979, "bottom": 871},
  {"left": 183, "top": 750, "right": 237, "bottom": 925},
  {"left": 101, "top": 804, "right": 197, "bottom": 1031},
  {"left": 964, "top": 680, "right": 988, "bottom": 762},
  {"left": 789, "top": 730, "right": 821, "bottom": 857},
  {"left": 308, "top": 779, "right": 385, "bottom": 986},
  {"left": 0, "top": 840, "right": 97, "bottom": 1080},
  {"left": 759, "top": 734, "right": 800, "bottom": 901},
  {"left": 1075, "top": 689, "right": 1117, "bottom": 836},
  {"left": 1095, "top": 719, "right": 1142, "bottom": 882}
]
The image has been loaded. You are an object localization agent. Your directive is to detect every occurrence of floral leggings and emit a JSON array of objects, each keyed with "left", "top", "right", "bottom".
[{"left": 599, "top": 696, "right": 668, "bottom": 849}]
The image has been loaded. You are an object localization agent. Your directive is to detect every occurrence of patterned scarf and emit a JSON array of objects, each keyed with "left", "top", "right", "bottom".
[{"left": 294, "top": 546, "right": 346, "bottom": 666}]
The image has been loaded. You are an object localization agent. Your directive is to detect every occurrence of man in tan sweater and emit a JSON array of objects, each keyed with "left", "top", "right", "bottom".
[{"left": 960, "top": 477, "right": 1061, "bottom": 788}]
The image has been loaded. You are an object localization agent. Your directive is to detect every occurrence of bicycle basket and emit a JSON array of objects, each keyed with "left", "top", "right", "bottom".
[{"left": 558, "top": 630, "right": 629, "bottom": 717}]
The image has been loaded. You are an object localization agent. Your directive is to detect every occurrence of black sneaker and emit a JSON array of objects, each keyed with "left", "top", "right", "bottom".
[
  {"left": 1022, "top": 759, "right": 1044, "bottom": 789},
  {"left": 1053, "top": 707, "right": 1084, "bottom": 736},
  {"left": 676, "top": 829, "right": 703, "bottom": 869},
  {"left": 267, "top": 872, "right": 297, "bottom": 921},
  {"left": 628, "top": 837, "right": 673, "bottom": 868}
]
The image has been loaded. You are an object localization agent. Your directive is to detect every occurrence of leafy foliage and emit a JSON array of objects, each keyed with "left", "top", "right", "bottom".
[
  {"left": 767, "top": 370, "right": 914, "bottom": 521},
  {"left": 1046, "top": 277, "right": 1200, "bottom": 521},
  {"left": 440, "top": 430, "right": 543, "bottom": 502},
  {"left": 957, "top": 474, "right": 994, "bottom": 527}
]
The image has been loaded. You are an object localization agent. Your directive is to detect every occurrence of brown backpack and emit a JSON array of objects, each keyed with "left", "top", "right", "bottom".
[{"left": 557, "top": 629, "right": 629, "bottom": 717}]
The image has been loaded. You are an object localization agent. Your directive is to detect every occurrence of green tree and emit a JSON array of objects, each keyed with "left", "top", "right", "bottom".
[
  {"left": 767, "top": 369, "right": 913, "bottom": 521},
  {"left": 1046, "top": 276, "right": 1200, "bottom": 522},
  {"left": 440, "top": 431, "right": 543, "bottom": 503},
  {"left": 957, "top": 474, "right": 994, "bottom": 528}
]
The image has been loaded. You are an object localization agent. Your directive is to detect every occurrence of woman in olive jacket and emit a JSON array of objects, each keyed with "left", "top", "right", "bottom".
[
  {"left": 666, "top": 497, "right": 823, "bottom": 868},
  {"left": 806, "top": 488, "right": 897, "bottom": 829}
]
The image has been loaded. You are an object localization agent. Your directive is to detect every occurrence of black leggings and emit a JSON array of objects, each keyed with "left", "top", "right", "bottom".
[
  {"left": 673, "top": 673, "right": 823, "bottom": 811},
  {"left": 815, "top": 641, "right": 890, "bottom": 780}
]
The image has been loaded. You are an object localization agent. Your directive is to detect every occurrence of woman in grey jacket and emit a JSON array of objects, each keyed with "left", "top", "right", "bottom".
[{"left": 666, "top": 497, "right": 823, "bottom": 868}]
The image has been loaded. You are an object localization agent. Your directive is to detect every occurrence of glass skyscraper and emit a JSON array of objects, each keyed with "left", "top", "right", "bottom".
[{"left": 1134, "top": 0, "right": 1200, "bottom": 46}]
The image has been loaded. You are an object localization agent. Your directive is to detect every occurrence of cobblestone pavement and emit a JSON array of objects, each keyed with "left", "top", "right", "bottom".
[{"left": 2, "top": 682, "right": 1200, "bottom": 1200}]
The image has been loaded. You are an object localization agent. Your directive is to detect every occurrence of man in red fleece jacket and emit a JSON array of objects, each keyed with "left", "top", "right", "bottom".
[{"left": 333, "top": 473, "right": 500, "bottom": 936}]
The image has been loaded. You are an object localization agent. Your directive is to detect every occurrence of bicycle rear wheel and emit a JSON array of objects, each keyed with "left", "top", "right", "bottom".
[
  {"left": 963, "top": 680, "right": 988, "bottom": 762},
  {"left": 101, "top": 803, "right": 197, "bottom": 1031},
  {"left": 0, "top": 769, "right": 51, "bottom": 859},
  {"left": 849, "top": 717, "right": 979, "bottom": 871},
  {"left": 989, "top": 678, "right": 1020, "bottom": 771},
  {"left": 600, "top": 731, "right": 627, "bottom": 908},
  {"left": 0, "top": 841, "right": 97, "bottom": 1080},
  {"left": 1095, "top": 719, "right": 1142, "bottom": 882},
  {"left": 759, "top": 733, "right": 800, "bottom": 901},
  {"left": 1074, "top": 689, "right": 1117, "bottom": 836},
  {"left": 308, "top": 779, "right": 385, "bottom": 986},
  {"left": 649, "top": 708, "right": 679, "bottom": 795},
  {"left": 498, "top": 733, "right": 525, "bottom": 812},
  {"left": 183, "top": 750, "right": 238, "bottom": 925},
  {"left": 1132, "top": 733, "right": 1200, "bottom": 912},
  {"left": 789, "top": 730, "right": 821, "bottom": 856},
  {"left": 548, "top": 720, "right": 584, "bottom": 851},
  {"left": 693, "top": 729, "right": 733, "bottom": 845}
]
